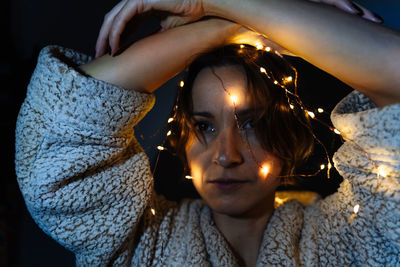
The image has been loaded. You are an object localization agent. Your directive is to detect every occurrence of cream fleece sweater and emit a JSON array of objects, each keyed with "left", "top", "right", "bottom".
[{"left": 15, "top": 46, "right": 400, "bottom": 266}]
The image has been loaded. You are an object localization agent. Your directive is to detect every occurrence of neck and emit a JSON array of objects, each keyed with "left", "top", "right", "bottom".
[{"left": 212, "top": 194, "right": 275, "bottom": 267}]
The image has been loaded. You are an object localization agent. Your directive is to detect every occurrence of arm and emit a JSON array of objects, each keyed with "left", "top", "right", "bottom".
[
  {"left": 82, "top": 19, "right": 239, "bottom": 93},
  {"left": 204, "top": 0, "right": 400, "bottom": 107},
  {"left": 15, "top": 19, "right": 238, "bottom": 265},
  {"left": 98, "top": 0, "right": 400, "bottom": 106}
]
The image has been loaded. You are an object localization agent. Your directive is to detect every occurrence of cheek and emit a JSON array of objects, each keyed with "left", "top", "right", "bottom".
[{"left": 185, "top": 134, "right": 208, "bottom": 179}]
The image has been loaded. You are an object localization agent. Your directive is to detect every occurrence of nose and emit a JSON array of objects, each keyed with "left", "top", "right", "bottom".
[{"left": 213, "top": 128, "right": 244, "bottom": 168}]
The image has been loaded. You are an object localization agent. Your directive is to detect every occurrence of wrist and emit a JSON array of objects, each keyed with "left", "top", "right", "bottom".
[
  {"left": 202, "top": 0, "right": 228, "bottom": 17},
  {"left": 199, "top": 19, "right": 240, "bottom": 47}
]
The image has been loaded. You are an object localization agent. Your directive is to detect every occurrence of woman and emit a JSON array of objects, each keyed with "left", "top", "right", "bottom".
[{"left": 15, "top": 0, "right": 399, "bottom": 266}]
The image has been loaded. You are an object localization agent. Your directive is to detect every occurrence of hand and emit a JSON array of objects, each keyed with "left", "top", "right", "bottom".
[
  {"left": 310, "top": 0, "right": 383, "bottom": 23},
  {"left": 95, "top": 0, "right": 383, "bottom": 58},
  {"left": 95, "top": 0, "right": 205, "bottom": 57}
]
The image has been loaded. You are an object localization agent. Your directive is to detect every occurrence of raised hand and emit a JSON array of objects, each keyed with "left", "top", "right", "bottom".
[{"left": 95, "top": 0, "right": 205, "bottom": 57}]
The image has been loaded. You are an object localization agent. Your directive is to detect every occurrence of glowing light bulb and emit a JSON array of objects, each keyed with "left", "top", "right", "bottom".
[
  {"left": 377, "top": 166, "right": 387, "bottom": 178},
  {"left": 260, "top": 67, "right": 267, "bottom": 74},
  {"left": 185, "top": 175, "right": 193, "bottom": 180},
  {"left": 240, "top": 44, "right": 245, "bottom": 49},
  {"left": 289, "top": 104, "right": 295, "bottom": 110},
  {"left": 307, "top": 111, "right": 316, "bottom": 119},
  {"left": 320, "top": 164, "right": 326, "bottom": 170},
  {"left": 274, "top": 80, "right": 278, "bottom": 85},
  {"left": 275, "top": 196, "right": 285, "bottom": 206},
  {"left": 265, "top": 47, "right": 271, "bottom": 52},
  {"left": 230, "top": 95, "right": 239, "bottom": 105},
  {"left": 318, "top": 108, "right": 324, "bottom": 113},
  {"left": 255, "top": 42, "right": 263, "bottom": 50},
  {"left": 168, "top": 117, "right": 174, "bottom": 123},
  {"left": 166, "top": 130, "right": 172, "bottom": 136},
  {"left": 333, "top": 128, "right": 341, "bottom": 135},
  {"left": 261, "top": 165, "right": 270, "bottom": 176},
  {"left": 327, "top": 163, "right": 332, "bottom": 169},
  {"left": 285, "top": 76, "right": 293, "bottom": 82},
  {"left": 151, "top": 208, "right": 156, "bottom": 215},
  {"left": 157, "top": 146, "right": 165, "bottom": 151},
  {"left": 179, "top": 81, "right": 185, "bottom": 87},
  {"left": 353, "top": 204, "right": 360, "bottom": 214}
]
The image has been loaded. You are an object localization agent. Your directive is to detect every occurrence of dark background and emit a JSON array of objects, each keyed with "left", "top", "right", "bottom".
[{"left": 1, "top": 1, "right": 399, "bottom": 266}]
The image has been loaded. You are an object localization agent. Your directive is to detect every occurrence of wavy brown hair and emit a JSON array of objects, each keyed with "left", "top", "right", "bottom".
[{"left": 167, "top": 45, "right": 314, "bottom": 183}]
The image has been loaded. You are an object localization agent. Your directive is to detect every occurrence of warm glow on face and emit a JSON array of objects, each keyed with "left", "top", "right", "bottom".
[
  {"left": 185, "top": 65, "right": 284, "bottom": 217},
  {"left": 230, "top": 94, "right": 239, "bottom": 105},
  {"left": 260, "top": 164, "right": 270, "bottom": 176}
]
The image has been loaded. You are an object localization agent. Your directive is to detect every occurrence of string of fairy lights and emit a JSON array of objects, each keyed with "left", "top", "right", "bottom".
[{"left": 150, "top": 43, "right": 388, "bottom": 223}]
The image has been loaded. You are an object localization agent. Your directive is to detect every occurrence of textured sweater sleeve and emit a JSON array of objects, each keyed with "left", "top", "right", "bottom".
[
  {"left": 15, "top": 46, "right": 156, "bottom": 265},
  {"left": 301, "top": 91, "right": 400, "bottom": 266}
]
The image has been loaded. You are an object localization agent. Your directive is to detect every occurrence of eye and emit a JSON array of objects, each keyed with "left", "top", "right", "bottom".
[
  {"left": 240, "top": 118, "right": 255, "bottom": 130},
  {"left": 194, "top": 121, "right": 216, "bottom": 134}
]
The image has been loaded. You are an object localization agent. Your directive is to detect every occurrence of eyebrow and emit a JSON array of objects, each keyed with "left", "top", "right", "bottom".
[{"left": 191, "top": 112, "right": 214, "bottom": 118}]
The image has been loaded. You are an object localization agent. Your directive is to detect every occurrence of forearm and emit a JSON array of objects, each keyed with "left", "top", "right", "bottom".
[
  {"left": 206, "top": 0, "right": 400, "bottom": 106},
  {"left": 81, "top": 19, "right": 237, "bottom": 93}
]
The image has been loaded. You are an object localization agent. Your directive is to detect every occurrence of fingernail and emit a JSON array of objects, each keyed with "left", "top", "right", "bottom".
[
  {"left": 371, "top": 12, "right": 384, "bottom": 23},
  {"left": 350, "top": 3, "right": 364, "bottom": 16}
]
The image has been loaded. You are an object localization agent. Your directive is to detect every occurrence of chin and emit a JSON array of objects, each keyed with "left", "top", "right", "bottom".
[
  {"left": 207, "top": 199, "right": 258, "bottom": 218},
  {"left": 204, "top": 193, "right": 276, "bottom": 219}
]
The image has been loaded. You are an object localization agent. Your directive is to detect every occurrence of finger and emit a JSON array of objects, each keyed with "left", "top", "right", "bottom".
[
  {"left": 95, "top": 14, "right": 114, "bottom": 57},
  {"left": 333, "top": 0, "right": 362, "bottom": 14},
  {"left": 351, "top": 2, "right": 383, "bottom": 23},
  {"left": 95, "top": 0, "right": 127, "bottom": 57},
  {"left": 315, "top": 0, "right": 361, "bottom": 14},
  {"left": 318, "top": 0, "right": 383, "bottom": 23},
  {"left": 109, "top": 0, "right": 151, "bottom": 55}
]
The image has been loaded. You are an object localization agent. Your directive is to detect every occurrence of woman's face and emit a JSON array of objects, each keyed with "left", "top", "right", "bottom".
[{"left": 185, "top": 65, "right": 283, "bottom": 218}]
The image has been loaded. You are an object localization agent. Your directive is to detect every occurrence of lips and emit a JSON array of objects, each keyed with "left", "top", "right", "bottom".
[{"left": 208, "top": 178, "right": 249, "bottom": 190}]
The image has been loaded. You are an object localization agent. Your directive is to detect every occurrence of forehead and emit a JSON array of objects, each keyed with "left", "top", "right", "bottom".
[{"left": 191, "top": 65, "right": 250, "bottom": 111}]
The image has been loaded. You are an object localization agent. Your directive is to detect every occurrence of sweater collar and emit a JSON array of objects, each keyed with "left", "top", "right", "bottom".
[{"left": 199, "top": 200, "right": 304, "bottom": 266}]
